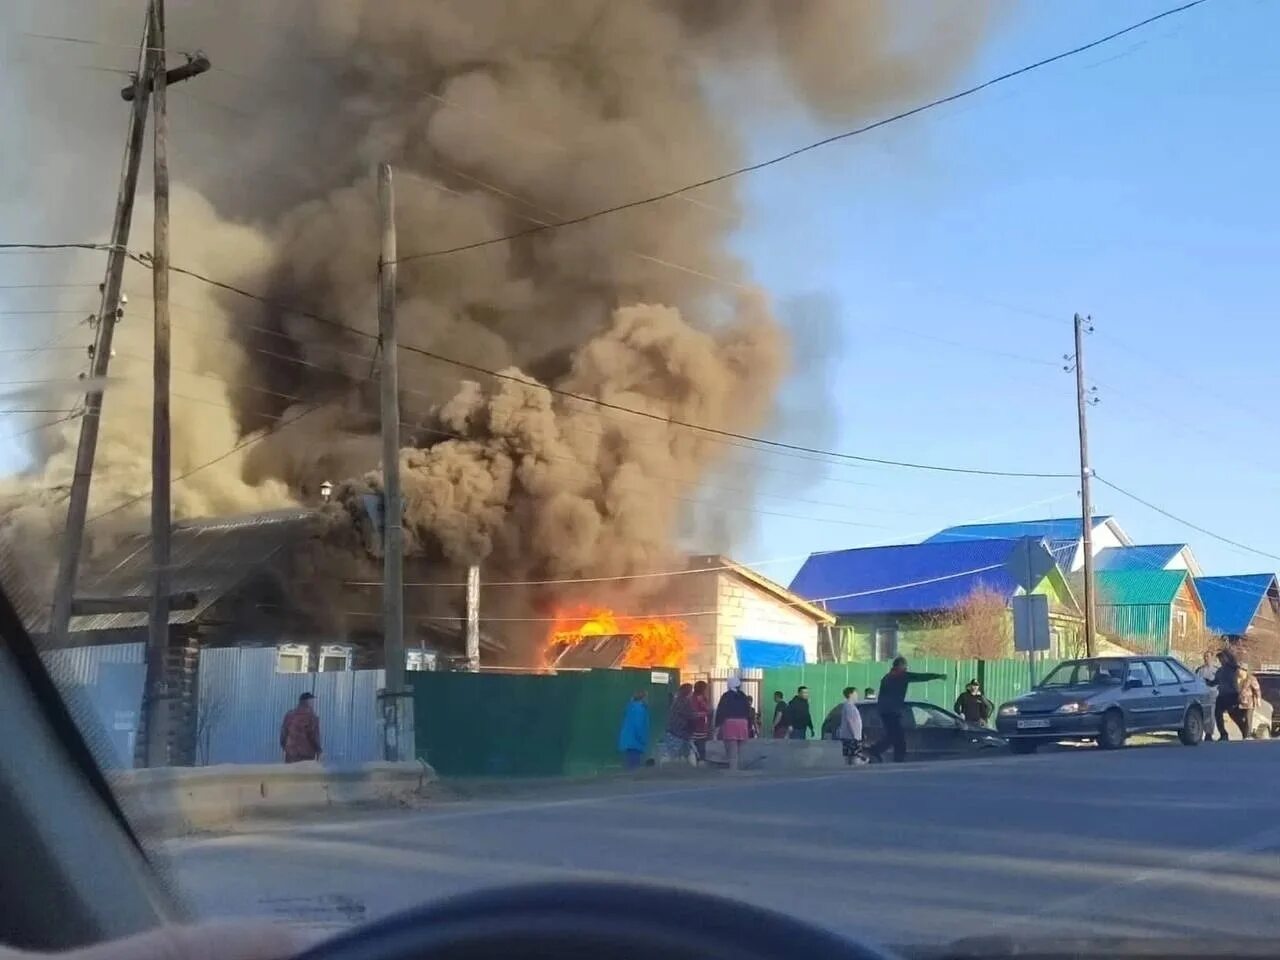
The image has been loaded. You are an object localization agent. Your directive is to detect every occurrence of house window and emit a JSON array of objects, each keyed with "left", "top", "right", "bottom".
[
  {"left": 276, "top": 644, "right": 310, "bottom": 673},
  {"left": 1174, "top": 610, "right": 1188, "bottom": 642},
  {"left": 318, "top": 644, "right": 352, "bottom": 672},
  {"left": 874, "top": 627, "right": 899, "bottom": 661}
]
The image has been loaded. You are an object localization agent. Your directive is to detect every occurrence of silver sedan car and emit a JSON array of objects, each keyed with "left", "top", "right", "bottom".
[{"left": 996, "top": 655, "right": 1213, "bottom": 752}]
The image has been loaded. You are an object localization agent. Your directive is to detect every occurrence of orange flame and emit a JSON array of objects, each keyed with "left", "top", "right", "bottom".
[{"left": 545, "top": 605, "right": 695, "bottom": 669}]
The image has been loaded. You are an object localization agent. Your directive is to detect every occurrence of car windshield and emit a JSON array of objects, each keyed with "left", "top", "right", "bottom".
[
  {"left": 5, "top": 1, "right": 1280, "bottom": 955},
  {"left": 1039, "top": 659, "right": 1128, "bottom": 688}
]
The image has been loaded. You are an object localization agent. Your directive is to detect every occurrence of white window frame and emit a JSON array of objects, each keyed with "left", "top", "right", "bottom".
[
  {"left": 317, "top": 644, "right": 353, "bottom": 673},
  {"left": 276, "top": 643, "right": 310, "bottom": 674}
]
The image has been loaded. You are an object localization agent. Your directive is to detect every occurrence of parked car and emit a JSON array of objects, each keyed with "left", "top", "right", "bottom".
[
  {"left": 856, "top": 700, "right": 1005, "bottom": 758},
  {"left": 996, "top": 655, "right": 1212, "bottom": 752},
  {"left": 1254, "top": 671, "right": 1280, "bottom": 737}
]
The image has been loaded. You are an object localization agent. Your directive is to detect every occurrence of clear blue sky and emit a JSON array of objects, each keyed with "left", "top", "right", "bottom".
[{"left": 730, "top": 0, "right": 1280, "bottom": 585}]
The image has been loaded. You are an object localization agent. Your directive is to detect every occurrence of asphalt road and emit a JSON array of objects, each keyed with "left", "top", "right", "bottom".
[{"left": 162, "top": 739, "right": 1280, "bottom": 949}]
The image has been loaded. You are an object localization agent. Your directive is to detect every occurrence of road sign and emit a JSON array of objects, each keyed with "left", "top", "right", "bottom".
[{"left": 1012, "top": 594, "right": 1051, "bottom": 653}]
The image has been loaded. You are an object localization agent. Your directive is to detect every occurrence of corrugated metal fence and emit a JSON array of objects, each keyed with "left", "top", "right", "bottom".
[
  {"left": 197, "top": 648, "right": 385, "bottom": 765},
  {"left": 41, "top": 642, "right": 146, "bottom": 771}
]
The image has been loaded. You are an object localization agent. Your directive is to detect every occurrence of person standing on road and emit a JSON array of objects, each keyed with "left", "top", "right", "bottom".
[
  {"left": 1210, "top": 650, "right": 1240, "bottom": 741},
  {"left": 771, "top": 690, "right": 789, "bottom": 738},
  {"left": 745, "top": 695, "right": 760, "bottom": 738},
  {"left": 1236, "top": 664, "right": 1263, "bottom": 740},
  {"left": 662, "top": 682, "right": 695, "bottom": 764},
  {"left": 714, "top": 676, "right": 753, "bottom": 770},
  {"left": 1195, "top": 651, "right": 1219, "bottom": 741},
  {"left": 869, "top": 657, "right": 947, "bottom": 763},
  {"left": 953, "top": 679, "right": 994, "bottom": 726},
  {"left": 690, "top": 680, "right": 712, "bottom": 763},
  {"left": 280, "top": 692, "right": 322, "bottom": 763},
  {"left": 836, "top": 687, "right": 865, "bottom": 765},
  {"left": 618, "top": 690, "right": 650, "bottom": 770},
  {"left": 786, "top": 686, "right": 815, "bottom": 740}
]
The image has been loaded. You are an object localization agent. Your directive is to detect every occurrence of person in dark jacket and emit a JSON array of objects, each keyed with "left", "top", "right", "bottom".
[
  {"left": 689, "top": 680, "right": 712, "bottom": 762},
  {"left": 953, "top": 679, "right": 993, "bottom": 726},
  {"left": 786, "top": 686, "right": 815, "bottom": 740},
  {"left": 870, "top": 657, "right": 946, "bottom": 763},
  {"left": 771, "top": 690, "right": 789, "bottom": 738},
  {"left": 1209, "top": 650, "right": 1240, "bottom": 741},
  {"left": 714, "top": 676, "right": 754, "bottom": 770}
]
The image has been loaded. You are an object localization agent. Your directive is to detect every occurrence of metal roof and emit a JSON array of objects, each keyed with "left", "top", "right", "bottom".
[
  {"left": 32, "top": 508, "right": 319, "bottom": 636},
  {"left": 788, "top": 538, "right": 1055, "bottom": 617},
  {"left": 1195, "top": 574, "right": 1278, "bottom": 636},
  {"left": 1095, "top": 544, "right": 1188, "bottom": 572},
  {"left": 924, "top": 516, "right": 1115, "bottom": 544},
  {"left": 1095, "top": 569, "right": 1191, "bottom": 607}
]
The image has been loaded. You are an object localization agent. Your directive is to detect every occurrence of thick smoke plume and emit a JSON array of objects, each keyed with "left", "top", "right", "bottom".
[{"left": 2, "top": 0, "right": 996, "bottom": 643}]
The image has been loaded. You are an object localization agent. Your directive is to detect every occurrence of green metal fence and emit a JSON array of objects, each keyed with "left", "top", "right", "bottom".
[
  {"left": 408, "top": 667, "right": 677, "bottom": 777},
  {"left": 761, "top": 656, "right": 1062, "bottom": 729}
]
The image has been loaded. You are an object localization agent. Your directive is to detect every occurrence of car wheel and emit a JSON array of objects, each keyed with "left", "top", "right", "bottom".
[
  {"left": 1179, "top": 706, "right": 1204, "bottom": 746},
  {"left": 1098, "top": 709, "right": 1127, "bottom": 750},
  {"left": 1010, "top": 740, "right": 1038, "bottom": 755}
]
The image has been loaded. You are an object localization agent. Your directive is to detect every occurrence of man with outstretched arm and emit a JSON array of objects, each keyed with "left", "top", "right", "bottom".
[{"left": 869, "top": 656, "right": 946, "bottom": 763}]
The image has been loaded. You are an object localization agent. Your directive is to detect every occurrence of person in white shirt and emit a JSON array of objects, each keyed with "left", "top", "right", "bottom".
[{"left": 836, "top": 686, "right": 865, "bottom": 765}]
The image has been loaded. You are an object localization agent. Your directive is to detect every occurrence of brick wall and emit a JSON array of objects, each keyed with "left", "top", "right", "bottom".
[{"left": 712, "top": 572, "right": 819, "bottom": 667}]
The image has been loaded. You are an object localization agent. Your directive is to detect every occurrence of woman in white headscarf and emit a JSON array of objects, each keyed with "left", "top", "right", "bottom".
[{"left": 714, "top": 675, "right": 753, "bottom": 770}]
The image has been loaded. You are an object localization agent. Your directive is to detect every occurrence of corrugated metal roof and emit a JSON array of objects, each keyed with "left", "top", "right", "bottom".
[
  {"left": 1195, "top": 574, "right": 1277, "bottom": 636},
  {"left": 924, "top": 516, "right": 1113, "bottom": 544},
  {"left": 788, "top": 538, "right": 1051, "bottom": 617},
  {"left": 27, "top": 508, "right": 318, "bottom": 636},
  {"left": 1095, "top": 544, "right": 1187, "bottom": 572},
  {"left": 1095, "top": 569, "right": 1188, "bottom": 606},
  {"left": 1048, "top": 539, "right": 1079, "bottom": 568}
]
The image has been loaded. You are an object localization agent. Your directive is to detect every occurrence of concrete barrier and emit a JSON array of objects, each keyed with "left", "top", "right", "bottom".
[
  {"left": 109, "top": 761, "right": 435, "bottom": 835},
  {"left": 703, "top": 738, "right": 848, "bottom": 770}
]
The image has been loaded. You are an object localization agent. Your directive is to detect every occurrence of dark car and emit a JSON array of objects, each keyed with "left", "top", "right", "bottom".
[
  {"left": 857, "top": 700, "right": 1006, "bottom": 758},
  {"left": 996, "top": 655, "right": 1212, "bottom": 752}
]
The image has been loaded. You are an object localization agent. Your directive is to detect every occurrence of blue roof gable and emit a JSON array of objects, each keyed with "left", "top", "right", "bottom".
[
  {"left": 1195, "top": 574, "right": 1278, "bottom": 636},
  {"left": 1095, "top": 544, "right": 1187, "bottom": 572},
  {"left": 925, "top": 516, "right": 1113, "bottom": 545},
  {"left": 788, "top": 538, "right": 1051, "bottom": 617}
]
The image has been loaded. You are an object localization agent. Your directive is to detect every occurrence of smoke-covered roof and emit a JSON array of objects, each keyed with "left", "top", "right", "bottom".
[{"left": 21, "top": 509, "right": 318, "bottom": 637}]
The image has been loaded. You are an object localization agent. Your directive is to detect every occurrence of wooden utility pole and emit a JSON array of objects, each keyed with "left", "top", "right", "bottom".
[
  {"left": 49, "top": 6, "right": 157, "bottom": 646},
  {"left": 377, "top": 163, "right": 410, "bottom": 761},
  {"left": 143, "top": 0, "right": 172, "bottom": 768},
  {"left": 1074, "top": 313, "right": 1098, "bottom": 657}
]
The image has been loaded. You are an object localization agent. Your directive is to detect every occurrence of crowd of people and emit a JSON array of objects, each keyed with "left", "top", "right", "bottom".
[
  {"left": 1195, "top": 648, "right": 1265, "bottom": 741},
  {"left": 620, "top": 656, "right": 954, "bottom": 771}
]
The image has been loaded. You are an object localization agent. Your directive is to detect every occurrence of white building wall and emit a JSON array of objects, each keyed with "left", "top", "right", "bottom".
[
  {"left": 1070, "top": 523, "right": 1129, "bottom": 571},
  {"left": 712, "top": 572, "right": 820, "bottom": 668}
]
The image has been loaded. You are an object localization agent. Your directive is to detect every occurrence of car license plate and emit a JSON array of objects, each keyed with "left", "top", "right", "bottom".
[{"left": 1016, "top": 719, "right": 1051, "bottom": 729}]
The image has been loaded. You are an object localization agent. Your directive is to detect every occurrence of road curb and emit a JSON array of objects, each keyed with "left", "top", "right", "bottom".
[{"left": 109, "top": 761, "right": 436, "bottom": 835}]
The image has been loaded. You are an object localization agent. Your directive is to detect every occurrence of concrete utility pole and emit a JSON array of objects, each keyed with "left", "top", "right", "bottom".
[
  {"left": 49, "top": 7, "right": 157, "bottom": 647},
  {"left": 1073, "top": 313, "right": 1098, "bottom": 658},
  {"left": 377, "top": 163, "right": 411, "bottom": 762},
  {"left": 465, "top": 565, "right": 480, "bottom": 671},
  {"left": 143, "top": 0, "right": 172, "bottom": 768}
]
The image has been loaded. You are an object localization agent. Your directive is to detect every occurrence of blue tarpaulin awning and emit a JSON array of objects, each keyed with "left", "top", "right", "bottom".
[{"left": 735, "top": 638, "right": 806, "bottom": 668}]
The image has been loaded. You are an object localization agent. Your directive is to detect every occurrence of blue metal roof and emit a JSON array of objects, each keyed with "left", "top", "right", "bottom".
[
  {"left": 1048, "top": 539, "right": 1079, "bottom": 568},
  {"left": 1095, "top": 544, "right": 1187, "bottom": 572},
  {"left": 925, "top": 516, "right": 1112, "bottom": 544},
  {"left": 1195, "top": 574, "right": 1278, "bottom": 636},
  {"left": 735, "top": 638, "right": 806, "bottom": 668},
  {"left": 788, "top": 538, "right": 1051, "bottom": 617}
]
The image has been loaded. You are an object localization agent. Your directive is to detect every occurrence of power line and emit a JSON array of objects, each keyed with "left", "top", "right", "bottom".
[
  {"left": 1094, "top": 474, "right": 1280, "bottom": 565},
  {"left": 391, "top": 0, "right": 1211, "bottom": 266},
  {"left": 118, "top": 254, "right": 1075, "bottom": 479},
  {"left": 0, "top": 242, "right": 119, "bottom": 254}
]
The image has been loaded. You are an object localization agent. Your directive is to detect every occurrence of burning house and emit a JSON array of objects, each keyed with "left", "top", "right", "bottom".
[{"left": 544, "top": 555, "right": 835, "bottom": 673}]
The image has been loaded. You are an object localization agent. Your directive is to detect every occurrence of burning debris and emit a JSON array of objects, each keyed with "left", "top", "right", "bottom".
[{"left": 2, "top": 1, "right": 998, "bottom": 652}]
